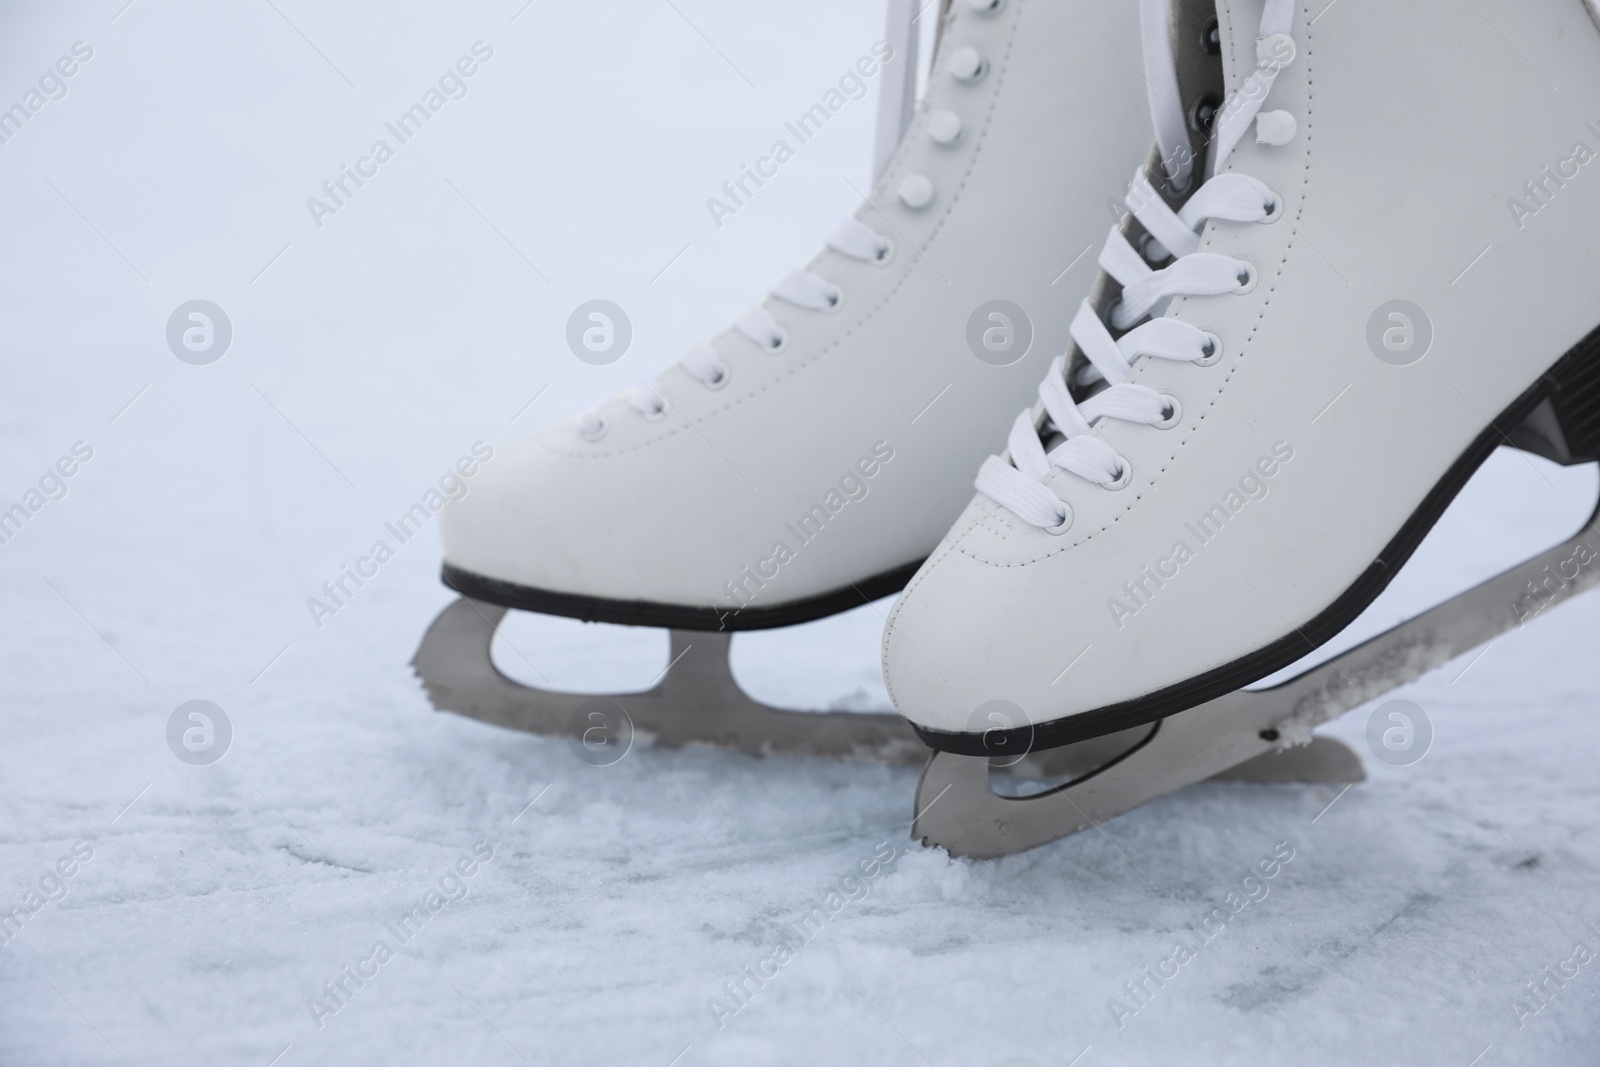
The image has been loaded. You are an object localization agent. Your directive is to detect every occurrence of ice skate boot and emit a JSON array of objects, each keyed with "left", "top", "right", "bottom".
[
  {"left": 415, "top": 0, "right": 1155, "bottom": 761},
  {"left": 889, "top": 0, "right": 1600, "bottom": 855}
]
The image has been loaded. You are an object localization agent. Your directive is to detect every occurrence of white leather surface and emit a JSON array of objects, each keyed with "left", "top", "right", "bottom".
[
  {"left": 886, "top": 0, "right": 1600, "bottom": 732},
  {"left": 441, "top": 0, "right": 1151, "bottom": 614}
]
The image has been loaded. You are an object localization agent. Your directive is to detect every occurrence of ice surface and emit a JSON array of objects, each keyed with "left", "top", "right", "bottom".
[{"left": 1, "top": 1, "right": 1597, "bottom": 1065}]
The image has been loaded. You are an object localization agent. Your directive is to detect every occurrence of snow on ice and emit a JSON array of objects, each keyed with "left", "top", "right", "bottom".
[{"left": 0, "top": 1, "right": 1596, "bottom": 1064}]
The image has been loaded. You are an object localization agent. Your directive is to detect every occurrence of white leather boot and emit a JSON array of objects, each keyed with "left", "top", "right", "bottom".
[
  {"left": 439, "top": 0, "right": 1151, "bottom": 632},
  {"left": 885, "top": 0, "right": 1600, "bottom": 753}
]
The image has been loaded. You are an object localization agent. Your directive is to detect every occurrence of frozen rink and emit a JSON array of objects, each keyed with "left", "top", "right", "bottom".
[{"left": 2, "top": 0, "right": 1598, "bottom": 1063}]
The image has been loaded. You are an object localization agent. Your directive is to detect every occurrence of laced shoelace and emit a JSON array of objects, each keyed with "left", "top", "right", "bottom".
[
  {"left": 583, "top": 218, "right": 892, "bottom": 437},
  {"left": 975, "top": 0, "right": 1296, "bottom": 532},
  {"left": 576, "top": 1, "right": 930, "bottom": 443}
]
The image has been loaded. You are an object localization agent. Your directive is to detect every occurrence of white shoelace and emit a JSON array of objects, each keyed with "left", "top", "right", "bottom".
[
  {"left": 975, "top": 0, "right": 1295, "bottom": 531},
  {"left": 579, "top": 217, "right": 891, "bottom": 437},
  {"left": 578, "top": 1, "right": 925, "bottom": 442}
]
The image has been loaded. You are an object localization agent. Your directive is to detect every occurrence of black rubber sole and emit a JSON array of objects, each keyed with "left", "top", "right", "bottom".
[
  {"left": 915, "top": 321, "right": 1600, "bottom": 755},
  {"left": 441, "top": 558, "right": 926, "bottom": 633}
]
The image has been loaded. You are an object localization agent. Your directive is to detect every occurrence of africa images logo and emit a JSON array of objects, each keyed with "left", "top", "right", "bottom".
[
  {"left": 707, "top": 441, "right": 895, "bottom": 628},
  {"left": 704, "top": 41, "right": 892, "bottom": 229},
  {"left": 305, "top": 42, "right": 495, "bottom": 229},
  {"left": 1105, "top": 442, "right": 1294, "bottom": 629}
]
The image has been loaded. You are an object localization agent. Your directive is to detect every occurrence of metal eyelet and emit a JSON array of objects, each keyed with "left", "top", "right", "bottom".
[
  {"left": 1044, "top": 502, "right": 1074, "bottom": 535},
  {"left": 1259, "top": 192, "right": 1284, "bottom": 224},
  {"left": 1103, "top": 462, "right": 1133, "bottom": 491},
  {"left": 1154, "top": 394, "right": 1182, "bottom": 430},
  {"left": 1189, "top": 93, "right": 1220, "bottom": 137},
  {"left": 1234, "top": 261, "right": 1258, "bottom": 294},
  {"left": 1195, "top": 332, "right": 1223, "bottom": 366},
  {"left": 635, "top": 389, "right": 669, "bottom": 421}
]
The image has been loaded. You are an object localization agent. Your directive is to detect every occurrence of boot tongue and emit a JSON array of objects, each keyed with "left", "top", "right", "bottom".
[
  {"left": 1170, "top": 0, "right": 1227, "bottom": 185},
  {"left": 1156, "top": 0, "right": 1295, "bottom": 187},
  {"left": 1143, "top": 0, "right": 1226, "bottom": 193}
]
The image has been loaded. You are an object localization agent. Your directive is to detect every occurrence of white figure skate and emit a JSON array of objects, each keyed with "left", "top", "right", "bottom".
[
  {"left": 413, "top": 0, "right": 1156, "bottom": 761},
  {"left": 891, "top": 0, "right": 1600, "bottom": 855}
]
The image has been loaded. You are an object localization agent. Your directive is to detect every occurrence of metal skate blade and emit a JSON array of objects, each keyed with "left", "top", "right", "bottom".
[
  {"left": 1245, "top": 448, "right": 1597, "bottom": 692},
  {"left": 914, "top": 492, "right": 1600, "bottom": 859},
  {"left": 411, "top": 597, "right": 927, "bottom": 764}
]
